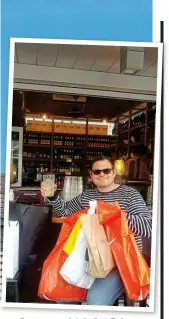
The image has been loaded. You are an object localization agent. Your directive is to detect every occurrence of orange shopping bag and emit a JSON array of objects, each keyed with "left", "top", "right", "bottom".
[
  {"left": 97, "top": 200, "right": 150, "bottom": 301},
  {"left": 38, "top": 209, "right": 88, "bottom": 302}
]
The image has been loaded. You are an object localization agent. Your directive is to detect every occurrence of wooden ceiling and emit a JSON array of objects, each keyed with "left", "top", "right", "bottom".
[{"left": 12, "top": 90, "right": 154, "bottom": 126}]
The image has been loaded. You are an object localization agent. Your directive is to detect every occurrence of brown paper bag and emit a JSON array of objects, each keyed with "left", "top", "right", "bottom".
[{"left": 80, "top": 214, "right": 116, "bottom": 278}]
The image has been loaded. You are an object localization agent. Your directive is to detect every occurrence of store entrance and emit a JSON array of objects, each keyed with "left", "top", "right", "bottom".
[
  {"left": 8, "top": 89, "right": 155, "bottom": 304},
  {"left": 11, "top": 90, "right": 155, "bottom": 205}
]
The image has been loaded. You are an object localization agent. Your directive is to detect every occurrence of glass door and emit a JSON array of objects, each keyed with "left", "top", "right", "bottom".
[{"left": 10, "top": 127, "right": 23, "bottom": 187}]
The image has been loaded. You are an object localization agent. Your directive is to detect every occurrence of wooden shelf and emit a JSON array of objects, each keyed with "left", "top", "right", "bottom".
[
  {"left": 87, "top": 146, "right": 115, "bottom": 151},
  {"left": 119, "top": 144, "right": 128, "bottom": 148},
  {"left": 148, "top": 120, "right": 155, "bottom": 125},
  {"left": 119, "top": 121, "right": 155, "bottom": 135},
  {"left": 54, "top": 172, "right": 82, "bottom": 176},
  {"left": 120, "top": 141, "right": 145, "bottom": 149},
  {"left": 125, "top": 180, "right": 151, "bottom": 186},
  {"left": 130, "top": 124, "right": 145, "bottom": 131},
  {"left": 131, "top": 142, "right": 144, "bottom": 147},
  {"left": 23, "top": 143, "right": 51, "bottom": 148},
  {"left": 24, "top": 144, "right": 115, "bottom": 150},
  {"left": 25, "top": 130, "right": 115, "bottom": 139},
  {"left": 25, "top": 131, "right": 52, "bottom": 134},
  {"left": 23, "top": 157, "right": 50, "bottom": 162},
  {"left": 53, "top": 159, "right": 85, "bottom": 163},
  {"left": 119, "top": 129, "right": 128, "bottom": 134},
  {"left": 53, "top": 145, "right": 115, "bottom": 150},
  {"left": 147, "top": 151, "right": 154, "bottom": 157},
  {"left": 53, "top": 145, "right": 85, "bottom": 149}
]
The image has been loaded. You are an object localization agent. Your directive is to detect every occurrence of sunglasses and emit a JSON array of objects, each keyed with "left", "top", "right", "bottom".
[{"left": 91, "top": 168, "right": 113, "bottom": 175}]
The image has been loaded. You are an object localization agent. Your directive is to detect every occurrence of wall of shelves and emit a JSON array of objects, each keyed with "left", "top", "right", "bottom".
[
  {"left": 115, "top": 104, "right": 156, "bottom": 159},
  {"left": 22, "top": 132, "right": 115, "bottom": 186},
  {"left": 22, "top": 104, "right": 156, "bottom": 188}
]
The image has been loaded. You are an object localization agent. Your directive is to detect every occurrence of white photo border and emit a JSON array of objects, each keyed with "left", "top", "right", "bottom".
[{"left": 1, "top": 38, "right": 163, "bottom": 314}]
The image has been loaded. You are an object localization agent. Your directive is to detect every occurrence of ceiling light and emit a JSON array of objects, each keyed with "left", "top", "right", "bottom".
[
  {"left": 123, "top": 68, "right": 138, "bottom": 75},
  {"left": 42, "top": 114, "right": 47, "bottom": 120}
]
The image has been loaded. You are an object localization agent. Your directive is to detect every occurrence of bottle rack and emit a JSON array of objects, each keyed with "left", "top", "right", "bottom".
[
  {"left": 115, "top": 104, "right": 156, "bottom": 159},
  {"left": 22, "top": 132, "right": 116, "bottom": 187}
]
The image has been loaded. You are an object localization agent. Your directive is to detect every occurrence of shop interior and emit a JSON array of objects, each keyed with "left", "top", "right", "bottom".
[
  {"left": 11, "top": 90, "right": 155, "bottom": 200},
  {"left": 6, "top": 43, "right": 158, "bottom": 305}
]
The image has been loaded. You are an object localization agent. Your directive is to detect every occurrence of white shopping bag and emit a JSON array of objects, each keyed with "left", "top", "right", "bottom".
[
  {"left": 5, "top": 221, "right": 19, "bottom": 279},
  {"left": 60, "top": 228, "right": 95, "bottom": 289}
]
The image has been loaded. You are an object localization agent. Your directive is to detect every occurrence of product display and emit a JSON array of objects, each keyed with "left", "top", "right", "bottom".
[
  {"left": 22, "top": 104, "right": 155, "bottom": 189},
  {"left": 22, "top": 132, "right": 117, "bottom": 188}
]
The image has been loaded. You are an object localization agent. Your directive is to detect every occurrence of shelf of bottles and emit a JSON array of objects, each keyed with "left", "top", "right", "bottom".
[
  {"left": 53, "top": 149, "right": 85, "bottom": 161},
  {"left": 23, "top": 132, "right": 51, "bottom": 146},
  {"left": 24, "top": 132, "right": 115, "bottom": 148},
  {"left": 23, "top": 161, "right": 50, "bottom": 174},
  {"left": 53, "top": 163, "right": 81, "bottom": 175},
  {"left": 22, "top": 131, "right": 115, "bottom": 187},
  {"left": 23, "top": 150, "right": 51, "bottom": 161},
  {"left": 147, "top": 105, "right": 156, "bottom": 155},
  {"left": 53, "top": 149, "right": 114, "bottom": 162},
  {"left": 53, "top": 134, "right": 115, "bottom": 149},
  {"left": 87, "top": 150, "right": 115, "bottom": 161},
  {"left": 117, "top": 105, "right": 156, "bottom": 158},
  {"left": 87, "top": 136, "right": 116, "bottom": 149},
  {"left": 53, "top": 135, "right": 85, "bottom": 148},
  {"left": 23, "top": 132, "right": 115, "bottom": 158}
]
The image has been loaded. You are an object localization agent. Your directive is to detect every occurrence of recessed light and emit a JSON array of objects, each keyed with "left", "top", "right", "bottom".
[
  {"left": 124, "top": 68, "right": 137, "bottom": 74},
  {"left": 102, "top": 119, "right": 107, "bottom": 123}
]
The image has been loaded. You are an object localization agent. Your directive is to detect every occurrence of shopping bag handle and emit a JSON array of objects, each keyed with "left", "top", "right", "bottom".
[{"left": 52, "top": 213, "right": 66, "bottom": 224}]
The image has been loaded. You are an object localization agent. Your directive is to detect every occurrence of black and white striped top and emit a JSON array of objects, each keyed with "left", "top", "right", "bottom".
[{"left": 48, "top": 184, "right": 152, "bottom": 251}]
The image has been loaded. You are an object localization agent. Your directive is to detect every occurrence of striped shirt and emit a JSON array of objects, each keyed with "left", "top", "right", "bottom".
[{"left": 48, "top": 184, "right": 152, "bottom": 251}]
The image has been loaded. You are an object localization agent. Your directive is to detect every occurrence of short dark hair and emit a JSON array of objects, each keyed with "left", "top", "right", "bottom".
[{"left": 90, "top": 155, "right": 114, "bottom": 170}]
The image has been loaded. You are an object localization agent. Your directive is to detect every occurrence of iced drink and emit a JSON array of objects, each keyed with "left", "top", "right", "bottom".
[{"left": 42, "top": 174, "right": 55, "bottom": 197}]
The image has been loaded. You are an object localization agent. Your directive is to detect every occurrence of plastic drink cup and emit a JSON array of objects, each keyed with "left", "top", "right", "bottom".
[{"left": 42, "top": 174, "right": 55, "bottom": 197}]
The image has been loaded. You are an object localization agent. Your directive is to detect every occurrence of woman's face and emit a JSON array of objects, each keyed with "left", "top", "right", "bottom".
[{"left": 90, "top": 159, "right": 116, "bottom": 190}]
